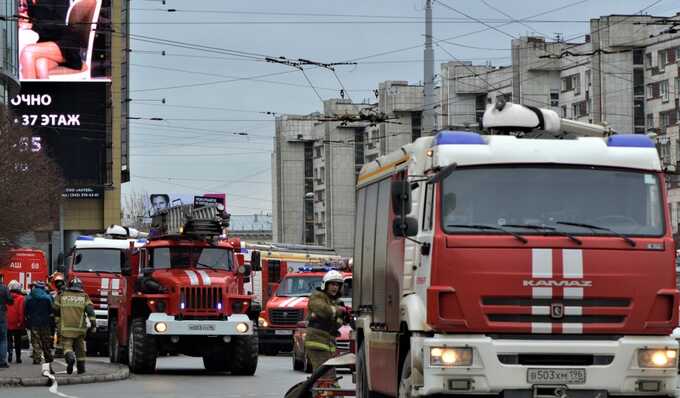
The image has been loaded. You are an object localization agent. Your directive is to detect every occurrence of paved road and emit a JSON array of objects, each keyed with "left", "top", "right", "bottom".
[{"left": 1, "top": 355, "right": 313, "bottom": 398}]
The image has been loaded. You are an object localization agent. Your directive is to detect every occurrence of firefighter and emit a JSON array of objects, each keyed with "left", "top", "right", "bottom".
[
  {"left": 53, "top": 277, "right": 96, "bottom": 375},
  {"left": 49, "top": 272, "right": 66, "bottom": 358},
  {"left": 304, "top": 270, "right": 348, "bottom": 377}
]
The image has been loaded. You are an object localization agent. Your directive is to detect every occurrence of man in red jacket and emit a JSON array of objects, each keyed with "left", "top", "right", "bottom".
[{"left": 6, "top": 280, "right": 26, "bottom": 363}]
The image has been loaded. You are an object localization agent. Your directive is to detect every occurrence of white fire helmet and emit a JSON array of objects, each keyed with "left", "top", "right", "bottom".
[{"left": 321, "top": 270, "right": 344, "bottom": 291}]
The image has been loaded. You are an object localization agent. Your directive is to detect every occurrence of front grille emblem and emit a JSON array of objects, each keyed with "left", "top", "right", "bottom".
[{"left": 550, "top": 303, "right": 564, "bottom": 319}]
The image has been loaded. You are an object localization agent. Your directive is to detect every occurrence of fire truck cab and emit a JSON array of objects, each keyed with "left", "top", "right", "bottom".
[
  {"left": 353, "top": 101, "right": 679, "bottom": 397},
  {"left": 0, "top": 248, "right": 48, "bottom": 291}
]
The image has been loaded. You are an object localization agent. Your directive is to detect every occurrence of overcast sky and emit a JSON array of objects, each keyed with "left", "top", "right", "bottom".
[{"left": 123, "top": 0, "right": 678, "bottom": 215}]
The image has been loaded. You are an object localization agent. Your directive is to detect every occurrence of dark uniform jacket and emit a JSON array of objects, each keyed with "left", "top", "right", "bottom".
[
  {"left": 24, "top": 287, "right": 53, "bottom": 328},
  {"left": 305, "top": 288, "right": 345, "bottom": 352}
]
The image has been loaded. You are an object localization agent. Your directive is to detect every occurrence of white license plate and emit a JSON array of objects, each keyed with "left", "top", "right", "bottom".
[
  {"left": 275, "top": 330, "right": 293, "bottom": 335},
  {"left": 527, "top": 368, "right": 586, "bottom": 385}
]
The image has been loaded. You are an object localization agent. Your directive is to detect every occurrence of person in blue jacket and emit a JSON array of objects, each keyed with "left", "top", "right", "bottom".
[{"left": 24, "top": 281, "right": 54, "bottom": 371}]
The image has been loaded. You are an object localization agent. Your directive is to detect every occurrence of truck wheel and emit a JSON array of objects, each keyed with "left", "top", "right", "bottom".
[
  {"left": 230, "top": 335, "right": 258, "bottom": 376},
  {"left": 398, "top": 351, "right": 413, "bottom": 398},
  {"left": 109, "top": 318, "right": 119, "bottom": 363},
  {"left": 128, "top": 318, "right": 157, "bottom": 374},
  {"left": 357, "top": 343, "right": 378, "bottom": 398}
]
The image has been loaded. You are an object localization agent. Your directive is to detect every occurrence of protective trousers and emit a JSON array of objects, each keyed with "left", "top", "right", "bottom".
[
  {"left": 30, "top": 327, "right": 53, "bottom": 363},
  {"left": 307, "top": 348, "right": 337, "bottom": 381},
  {"left": 62, "top": 336, "right": 86, "bottom": 361}
]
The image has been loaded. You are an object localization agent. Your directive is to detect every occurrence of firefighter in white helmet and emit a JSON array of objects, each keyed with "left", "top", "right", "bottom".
[{"left": 304, "top": 270, "right": 348, "bottom": 376}]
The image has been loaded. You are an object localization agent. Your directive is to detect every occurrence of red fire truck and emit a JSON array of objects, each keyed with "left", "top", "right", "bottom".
[
  {"left": 353, "top": 101, "right": 679, "bottom": 397},
  {"left": 108, "top": 204, "right": 258, "bottom": 374},
  {"left": 59, "top": 226, "right": 147, "bottom": 355},
  {"left": 0, "top": 248, "right": 48, "bottom": 290},
  {"left": 258, "top": 266, "right": 351, "bottom": 355}
]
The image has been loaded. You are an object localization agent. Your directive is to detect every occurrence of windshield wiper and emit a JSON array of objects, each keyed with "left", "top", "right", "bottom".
[
  {"left": 196, "top": 262, "right": 219, "bottom": 272},
  {"left": 447, "top": 224, "right": 528, "bottom": 244},
  {"left": 554, "top": 221, "right": 636, "bottom": 247},
  {"left": 503, "top": 224, "right": 582, "bottom": 245}
]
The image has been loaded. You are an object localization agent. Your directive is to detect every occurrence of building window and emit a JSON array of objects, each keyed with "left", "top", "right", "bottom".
[
  {"left": 572, "top": 101, "right": 587, "bottom": 118},
  {"left": 561, "top": 74, "right": 580, "bottom": 94},
  {"left": 549, "top": 90, "right": 559, "bottom": 107},
  {"left": 561, "top": 105, "right": 567, "bottom": 118},
  {"left": 675, "top": 76, "right": 680, "bottom": 99},
  {"left": 633, "top": 48, "right": 644, "bottom": 65},
  {"left": 645, "top": 53, "right": 652, "bottom": 68},
  {"left": 647, "top": 113, "right": 655, "bottom": 130},
  {"left": 633, "top": 68, "right": 645, "bottom": 96},
  {"left": 647, "top": 82, "right": 660, "bottom": 99},
  {"left": 660, "top": 80, "right": 669, "bottom": 102},
  {"left": 658, "top": 50, "right": 668, "bottom": 69},
  {"left": 585, "top": 70, "right": 592, "bottom": 87},
  {"left": 660, "top": 110, "right": 678, "bottom": 131}
]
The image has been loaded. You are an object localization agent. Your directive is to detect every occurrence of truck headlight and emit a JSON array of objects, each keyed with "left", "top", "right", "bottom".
[
  {"left": 236, "top": 322, "right": 249, "bottom": 334},
  {"left": 258, "top": 316, "right": 268, "bottom": 328},
  {"left": 638, "top": 349, "right": 677, "bottom": 368},
  {"left": 154, "top": 322, "right": 168, "bottom": 333},
  {"left": 429, "top": 347, "right": 473, "bottom": 367}
]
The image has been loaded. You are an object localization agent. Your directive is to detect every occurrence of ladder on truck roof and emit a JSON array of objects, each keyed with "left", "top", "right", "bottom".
[{"left": 151, "top": 204, "right": 228, "bottom": 238}]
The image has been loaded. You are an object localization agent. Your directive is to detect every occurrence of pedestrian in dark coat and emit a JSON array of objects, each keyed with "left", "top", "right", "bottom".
[{"left": 24, "top": 281, "right": 54, "bottom": 369}]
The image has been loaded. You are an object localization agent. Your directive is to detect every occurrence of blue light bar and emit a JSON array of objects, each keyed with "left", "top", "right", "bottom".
[
  {"left": 435, "top": 131, "right": 486, "bottom": 146},
  {"left": 607, "top": 134, "right": 654, "bottom": 148},
  {"left": 77, "top": 236, "right": 95, "bottom": 241}
]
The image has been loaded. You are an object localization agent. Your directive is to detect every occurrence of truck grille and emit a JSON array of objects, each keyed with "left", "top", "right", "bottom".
[
  {"left": 180, "top": 287, "right": 223, "bottom": 311},
  {"left": 482, "top": 297, "right": 630, "bottom": 326},
  {"left": 269, "top": 309, "right": 303, "bottom": 325}
]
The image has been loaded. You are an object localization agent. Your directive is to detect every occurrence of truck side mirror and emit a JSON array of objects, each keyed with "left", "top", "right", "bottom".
[
  {"left": 250, "top": 251, "right": 261, "bottom": 271},
  {"left": 120, "top": 251, "right": 132, "bottom": 276},
  {"left": 393, "top": 216, "right": 418, "bottom": 237},
  {"left": 391, "top": 180, "right": 412, "bottom": 216},
  {"left": 236, "top": 253, "right": 245, "bottom": 267}
]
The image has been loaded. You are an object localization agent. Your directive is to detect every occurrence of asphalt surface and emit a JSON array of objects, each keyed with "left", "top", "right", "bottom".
[{"left": 0, "top": 355, "right": 316, "bottom": 398}]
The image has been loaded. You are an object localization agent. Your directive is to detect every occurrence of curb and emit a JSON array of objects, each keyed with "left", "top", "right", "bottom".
[{"left": 0, "top": 364, "right": 129, "bottom": 387}]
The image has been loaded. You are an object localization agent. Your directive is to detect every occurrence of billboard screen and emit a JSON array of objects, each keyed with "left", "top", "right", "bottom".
[
  {"left": 18, "top": 0, "right": 111, "bottom": 82},
  {"left": 149, "top": 193, "right": 227, "bottom": 216},
  {"left": 10, "top": 82, "right": 107, "bottom": 184}
]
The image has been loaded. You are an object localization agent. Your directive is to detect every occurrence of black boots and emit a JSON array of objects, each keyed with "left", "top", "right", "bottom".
[
  {"left": 65, "top": 352, "right": 76, "bottom": 375},
  {"left": 77, "top": 361, "right": 85, "bottom": 374}
]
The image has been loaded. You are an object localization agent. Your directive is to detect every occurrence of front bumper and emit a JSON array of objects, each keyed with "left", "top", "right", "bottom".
[
  {"left": 258, "top": 327, "right": 295, "bottom": 345},
  {"left": 145, "top": 313, "right": 253, "bottom": 336},
  {"left": 94, "top": 309, "right": 108, "bottom": 330},
  {"left": 413, "top": 334, "right": 678, "bottom": 397}
]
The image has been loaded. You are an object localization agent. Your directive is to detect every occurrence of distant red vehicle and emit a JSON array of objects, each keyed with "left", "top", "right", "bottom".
[
  {"left": 0, "top": 249, "right": 48, "bottom": 290},
  {"left": 292, "top": 323, "right": 354, "bottom": 373}
]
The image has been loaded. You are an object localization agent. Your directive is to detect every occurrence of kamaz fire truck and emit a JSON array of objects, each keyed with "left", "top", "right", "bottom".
[
  {"left": 59, "top": 226, "right": 147, "bottom": 355},
  {"left": 353, "top": 100, "right": 679, "bottom": 398},
  {"left": 107, "top": 204, "right": 258, "bottom": 374}
]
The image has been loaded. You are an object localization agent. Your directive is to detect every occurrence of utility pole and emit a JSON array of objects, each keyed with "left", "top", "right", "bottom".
[{"left": 422, "top": 0, "right": 436, "bottom": 136}]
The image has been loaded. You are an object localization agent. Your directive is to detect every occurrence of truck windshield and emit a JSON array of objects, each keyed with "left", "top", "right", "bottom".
[
  {"left": 149, "top": 247, "right": 233, "bottom": 270},
  {"left": 73, "top": 249, "right": 121, "bottom": 273},
  {"left": 441, "top": 166, "right": 664, "bottom": 237},
  {"left": 276, "top": 276, "right": 323, "bottom": 297}
]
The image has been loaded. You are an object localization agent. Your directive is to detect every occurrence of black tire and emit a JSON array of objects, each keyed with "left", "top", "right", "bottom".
[
  {"left": 203, "top": 348, "right": 229, "bottom": 372},
  {"left": 357, "top": 342, "right": 378, "bottom": 398},
  {"left": 109, "top": 318, "right": 119, "bottom": 363},
  {"left": 230, "top": 334, "right": 258, "bottom": 376},
  {"left": 128, "top": 318, "right": 157, "bottom": 374}
]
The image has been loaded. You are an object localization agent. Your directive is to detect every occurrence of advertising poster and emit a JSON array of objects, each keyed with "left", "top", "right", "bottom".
[{"left": 11, "top": 0, "right": 112, "bottom": 197}]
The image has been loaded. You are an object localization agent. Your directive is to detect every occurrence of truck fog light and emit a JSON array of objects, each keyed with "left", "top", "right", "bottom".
[
  {"left": 236, "top": 322, "right": 249, "bottom": 334},
  {"left": 258, "top": 317, "right": 268, "bottom": 328},
  {"left": 170, "top": 336, "right": 180, "bottom": 344},
  {"left": 430, "top": 347, "right": 473, "bottom": 367},
  {"left": 638, "top": 349, "right": 677, "bottom": 368},
  {"left": 154, "top": 322, "right": 168, "bottom": 333},
  {"left": 222, "top": 336, "right": 232, "bottom": 343},
  {"left": 638, "top": 380, "right": 661, "bottom": 392}
]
